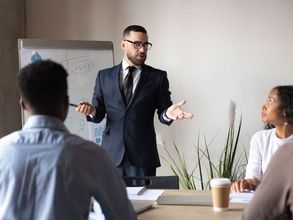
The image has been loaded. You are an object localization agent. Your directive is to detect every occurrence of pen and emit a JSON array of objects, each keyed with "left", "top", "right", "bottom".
[{"left": 69, "top": 103, "right": 78, "bottom": 107}]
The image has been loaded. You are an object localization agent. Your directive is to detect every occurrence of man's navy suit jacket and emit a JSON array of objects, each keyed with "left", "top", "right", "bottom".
[{"left": 89, "top": 63, "right": 173, "bottom": 169}]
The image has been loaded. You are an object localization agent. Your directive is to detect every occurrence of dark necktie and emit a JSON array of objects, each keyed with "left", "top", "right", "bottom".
[{"left": 123, "top": 66, "right": 136, "bottom": 105}]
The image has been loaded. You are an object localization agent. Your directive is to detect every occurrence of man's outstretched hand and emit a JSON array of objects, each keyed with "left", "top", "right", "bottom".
[{"left": 166, "top": 100, "right": 193, "bottom": 120}]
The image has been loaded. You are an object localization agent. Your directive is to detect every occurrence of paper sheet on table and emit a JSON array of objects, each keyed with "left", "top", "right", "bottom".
[
  {"left": 127, "top": 189, "right": 165, "bottom": 201},
  {"left": 90, "top": 201, "right": 105, "bottom": 220},
  {"left": 230, "top": 192, "right": 254, "bottom": 203},
  {"left": 126, "top": 186, "right": 147, "bottom": 196}
]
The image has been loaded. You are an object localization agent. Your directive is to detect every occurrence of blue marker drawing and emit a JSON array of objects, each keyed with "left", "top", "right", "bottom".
[
  {"left": 94, "top": 123, "right": 106, "bottom": 145},
  {"left": 31, "top": 51, "right": 42, "bottom": 62}
]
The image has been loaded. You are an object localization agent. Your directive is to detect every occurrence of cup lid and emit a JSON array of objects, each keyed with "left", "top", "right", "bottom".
[{"left": 210, "top": 178, "right": 231, "bottom": 187}]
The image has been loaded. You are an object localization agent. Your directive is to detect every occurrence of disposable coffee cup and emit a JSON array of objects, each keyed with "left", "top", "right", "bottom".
[{"left": 210, "top": 178, "right": 231, "bottom": 212}]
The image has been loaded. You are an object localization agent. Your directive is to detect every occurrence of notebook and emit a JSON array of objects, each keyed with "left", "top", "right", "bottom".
[
  {"left": 126, "top": 186, "right": 147, "bottom": 196},
  {"left": 157, "top": 194, "right": 213, "bottom": 206}
]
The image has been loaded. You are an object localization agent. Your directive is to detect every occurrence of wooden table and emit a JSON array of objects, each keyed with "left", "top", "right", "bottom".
[{"left": 137, "top": 190, "right": 246, "bottom": 220}]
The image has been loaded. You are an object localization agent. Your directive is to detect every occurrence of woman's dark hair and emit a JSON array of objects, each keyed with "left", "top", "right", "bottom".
[{"left": 274, "top": 85, "right": 293, "bottom": 125}]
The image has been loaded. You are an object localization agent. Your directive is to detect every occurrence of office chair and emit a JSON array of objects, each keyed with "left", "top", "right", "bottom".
[{"left": 123, "top": 175, "right": 179, "bottom": 189}]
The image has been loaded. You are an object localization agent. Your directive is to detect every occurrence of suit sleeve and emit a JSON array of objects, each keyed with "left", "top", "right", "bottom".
[
  {"left": 242, "top": 145, "right": 291, "bottom": 220},
  {"left": 157, "top": 71, "right": 173, "bottom": 125},
  {"left": 87, "top": 70, "right": 106, "bottom": 123}
]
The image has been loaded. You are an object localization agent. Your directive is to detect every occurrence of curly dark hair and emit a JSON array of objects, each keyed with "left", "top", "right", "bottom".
[
  {"left": 17, "top": 60, "right": 68, "bottom": 111},
  {"left": 274, "top": 85, "right": 293, "bottom": 125}
]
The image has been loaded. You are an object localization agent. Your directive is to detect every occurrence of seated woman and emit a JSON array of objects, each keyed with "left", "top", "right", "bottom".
[{"left": 231, "top": 85, "right": 293, "bottom": 192}]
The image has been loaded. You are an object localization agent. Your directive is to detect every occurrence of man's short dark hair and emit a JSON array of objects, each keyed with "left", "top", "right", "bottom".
[
  {"left": 123, "top": 25, "right": 147, "bottom": 37},
  {"left": 17, "top": 60, "right": 68, "bottom": 109}
]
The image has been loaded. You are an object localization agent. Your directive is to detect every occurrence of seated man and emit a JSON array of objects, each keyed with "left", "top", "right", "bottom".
[
  {"left": 242, "top": 142, "right": 293, "bottom": 220},
  {"left": 0, "top": 60, "right": 136, "bottom": 220}
]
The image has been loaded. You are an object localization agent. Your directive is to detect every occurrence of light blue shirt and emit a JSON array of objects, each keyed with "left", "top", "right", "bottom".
[{"left": 0, "top": 115, "right": 136, "bottom": 220}]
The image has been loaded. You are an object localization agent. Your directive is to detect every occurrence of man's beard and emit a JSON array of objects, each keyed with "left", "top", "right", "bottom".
[{"left": 127, "top": 52, "right": 146, "bottom": 66}]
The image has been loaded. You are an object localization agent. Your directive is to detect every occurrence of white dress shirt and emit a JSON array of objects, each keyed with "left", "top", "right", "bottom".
[
  {"left": 0, "top": 115, "right": 136, "bottom": 220},
  {"left": 121, "top": 60, "right": 141, "bottom": 93}
]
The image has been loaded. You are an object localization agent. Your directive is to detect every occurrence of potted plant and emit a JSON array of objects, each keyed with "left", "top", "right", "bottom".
[{"left": 163, "top": 101, "right": 248, "bottom": 190}]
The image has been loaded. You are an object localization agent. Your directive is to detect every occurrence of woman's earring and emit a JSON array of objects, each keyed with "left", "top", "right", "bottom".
[{"left": 283, "top": 112, "right": 288, "bottom": 126}]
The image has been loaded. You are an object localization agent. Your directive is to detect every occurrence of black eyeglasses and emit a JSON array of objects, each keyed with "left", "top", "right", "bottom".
[{"left": 124, "top": 39, "right": 152, "bottom": 50}]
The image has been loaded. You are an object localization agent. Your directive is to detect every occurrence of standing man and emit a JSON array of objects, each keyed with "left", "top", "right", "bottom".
[
  {"left": 77, "top": 25, "right": 193, "bottom": 177},
  {"left": 0, "top": 60, "right": 136, "bottom": 220}
]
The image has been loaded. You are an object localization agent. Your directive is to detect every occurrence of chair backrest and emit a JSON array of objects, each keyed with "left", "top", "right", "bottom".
[{"left": 123, "top": 175, "right": 179, "bottom": 189}]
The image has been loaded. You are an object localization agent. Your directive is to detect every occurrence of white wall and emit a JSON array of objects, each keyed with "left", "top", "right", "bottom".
[{"left": 26, "top": 0, "right": 293, "bottom": 178}]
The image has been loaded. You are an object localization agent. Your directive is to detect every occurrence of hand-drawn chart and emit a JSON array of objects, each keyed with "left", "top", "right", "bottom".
[{"left": 18, "top": 39, "right": 113, "bottom": 143}]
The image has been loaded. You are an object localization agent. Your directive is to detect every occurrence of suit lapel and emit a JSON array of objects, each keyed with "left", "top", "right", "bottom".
[
  {"left": 113, "top": 63, "right": 127, "bottom": 107},
  {"left": 127, "top": 65, "right": 148, "bottom": 107}
]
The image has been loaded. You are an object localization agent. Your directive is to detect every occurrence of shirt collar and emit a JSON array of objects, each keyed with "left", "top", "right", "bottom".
[
  {"left": 122, "top": 60, "right": 142, "bottom": 71},
  {"left": 23, "top": 115, "right": 69, "bottom": 132}
]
